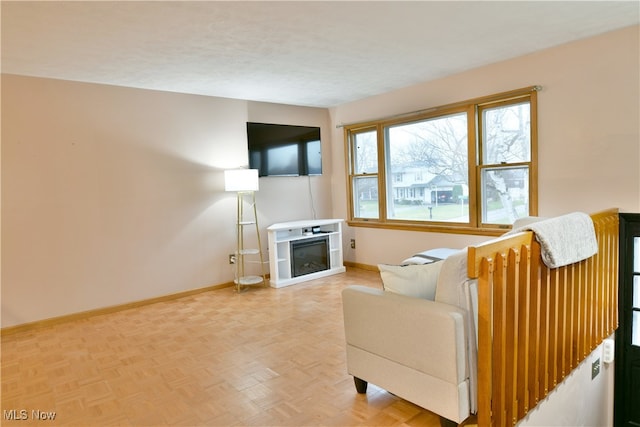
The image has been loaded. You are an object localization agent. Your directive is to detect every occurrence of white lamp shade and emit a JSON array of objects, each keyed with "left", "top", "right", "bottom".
[{"left": 224, "top": 169, "right": 259, "bottom": 192}]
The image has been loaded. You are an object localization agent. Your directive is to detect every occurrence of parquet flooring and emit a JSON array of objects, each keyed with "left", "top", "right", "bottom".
[{"left": 1, "top": 267, "right": 476, "bottom": 426}]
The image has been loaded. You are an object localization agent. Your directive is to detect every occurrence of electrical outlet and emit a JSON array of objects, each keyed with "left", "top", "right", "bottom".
[
  {"left": 350, "top": 239, "right": 356, "bottom": 249},
  {"left": 229, "top": 254, "right": 236, "bottom": 264},
  {"left": 603, "top": 338, "right": 615, "bottom": 363},
  {"left": 592, "top": 358, "right": 600, "bottom": 379}
]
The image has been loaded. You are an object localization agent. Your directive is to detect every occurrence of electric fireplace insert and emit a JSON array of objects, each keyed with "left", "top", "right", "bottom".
[{"left": 290, "top": 236, "right": 330, "bottom": 277}]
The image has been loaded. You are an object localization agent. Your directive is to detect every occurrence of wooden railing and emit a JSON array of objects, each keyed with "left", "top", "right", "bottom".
[{"left": 468, "top": 209, "right": 619, "bottom": 427}]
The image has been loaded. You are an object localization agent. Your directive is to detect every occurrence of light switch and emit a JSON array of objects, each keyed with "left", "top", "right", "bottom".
[{"left": 592, "top": 358, "right": 600, "bottom": 379}]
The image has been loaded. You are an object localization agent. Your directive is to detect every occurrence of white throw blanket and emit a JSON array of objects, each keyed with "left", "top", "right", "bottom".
[{"left": 508, "top": 212, "right": 598, "bottom": 268}]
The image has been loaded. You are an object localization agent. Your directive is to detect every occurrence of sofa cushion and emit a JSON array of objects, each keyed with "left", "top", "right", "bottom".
[
  {"left": 378, "top": 261, "right": 442, "bottom": 300},
  {"left": 434, "top": 249, "right": 469, "bottom": 307}
]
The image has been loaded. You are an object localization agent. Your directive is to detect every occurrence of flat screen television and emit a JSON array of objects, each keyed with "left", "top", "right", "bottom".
[{"left": 247, "top": 122, "right": 322, "bottom": 177}]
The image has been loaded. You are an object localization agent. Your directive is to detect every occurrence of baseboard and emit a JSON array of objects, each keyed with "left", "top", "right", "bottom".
[
  {"left": 1, "top": 281, "right": 235, "bottom": 336},
  {"left": 344, "top": 261, "right": 378, "bottom": 271}
]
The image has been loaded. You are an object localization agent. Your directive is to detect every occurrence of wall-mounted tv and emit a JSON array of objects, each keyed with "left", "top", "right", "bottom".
[{"left": 247, "top": 122, "right": 322, "bottom": 177}]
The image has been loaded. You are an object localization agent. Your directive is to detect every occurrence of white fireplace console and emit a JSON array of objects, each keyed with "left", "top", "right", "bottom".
[{"left": 267, "top": 219, "right": 345, "bottom": 288}]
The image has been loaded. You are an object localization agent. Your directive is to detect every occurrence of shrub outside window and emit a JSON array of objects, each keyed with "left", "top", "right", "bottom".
[{"left": 345, "top": 87, "right": 538, "bottom": 235}]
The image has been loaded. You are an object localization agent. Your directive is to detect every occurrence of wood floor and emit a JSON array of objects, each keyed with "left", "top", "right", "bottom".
[{"left": 1, "top": 267, "right": 475, "bottom": 426}]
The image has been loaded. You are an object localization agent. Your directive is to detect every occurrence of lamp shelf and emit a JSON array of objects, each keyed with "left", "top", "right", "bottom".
[
  {"left": 234, "top": 275, "right": 265, "bottom": 286},
  {"left": 238, "top": 248, "right": 260, "bottom": 255}
]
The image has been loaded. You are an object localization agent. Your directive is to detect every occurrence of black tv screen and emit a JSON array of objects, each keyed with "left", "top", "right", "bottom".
[{"left": 247, "top": 122, "right": 322, "bottom": 177}]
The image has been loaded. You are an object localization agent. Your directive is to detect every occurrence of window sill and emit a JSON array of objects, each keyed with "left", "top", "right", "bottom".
[{"left": 347, "top": 219, "right": 509, "bottom": 237}]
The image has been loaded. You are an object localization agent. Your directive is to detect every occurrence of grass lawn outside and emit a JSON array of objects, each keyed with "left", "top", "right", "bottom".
[{"left": 356, "top": 199, "right": 525, "bottom": 224}]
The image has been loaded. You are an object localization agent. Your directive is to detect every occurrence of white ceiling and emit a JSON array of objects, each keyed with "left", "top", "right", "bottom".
[{"left": 2, "top": 1, "right": 639, "bottom": 108}]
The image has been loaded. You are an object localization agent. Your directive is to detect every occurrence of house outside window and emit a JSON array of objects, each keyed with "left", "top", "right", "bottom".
[{"left": 345, "top": 87, "right": 538, "bottom": 235}]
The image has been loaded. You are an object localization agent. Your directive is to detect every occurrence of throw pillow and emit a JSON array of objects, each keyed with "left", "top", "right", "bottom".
[{"left": 378, "top": 262, "right": 442, "bottom": 300}]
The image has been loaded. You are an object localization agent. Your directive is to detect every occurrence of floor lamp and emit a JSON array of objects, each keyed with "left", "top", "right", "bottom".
[{"left": 224, "top": 169, "right": 266, "bottom": 291}]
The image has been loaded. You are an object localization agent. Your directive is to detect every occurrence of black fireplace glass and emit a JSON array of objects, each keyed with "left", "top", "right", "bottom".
[{"left": 291, "top": 236, "right": 329, "bottom": 277}]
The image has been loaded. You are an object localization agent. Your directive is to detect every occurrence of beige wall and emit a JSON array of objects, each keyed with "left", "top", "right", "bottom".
[
  {"left": 330, "top": 25, "right": 640, "bottom": 267},
  {"left": 1, "top": 75, "right": 330, "bottom": 327}
]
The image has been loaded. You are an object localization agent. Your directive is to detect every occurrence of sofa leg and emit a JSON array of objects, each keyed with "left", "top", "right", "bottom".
[
  {"left": 353, "top": 376, "right": 368, "bottom": 393},
  {"left": 439, "top": 416, "right": 458, "bottom": 427}
]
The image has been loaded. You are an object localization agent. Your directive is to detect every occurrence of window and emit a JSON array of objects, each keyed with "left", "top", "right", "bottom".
[
  {"left": 345, "top": 87, "right": 538, "bottom": 235},
  {"left": 351, "top": 128, "right": 380, "bottom": 219}
]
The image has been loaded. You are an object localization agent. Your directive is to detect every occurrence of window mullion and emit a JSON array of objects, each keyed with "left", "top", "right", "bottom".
[
  {"left": 377, "top": 124, "right": 388, "bottom": 221},
  {"left": 529, "top": 91, "right": 539, "bottom": 215},
  {"left": 345, "top": 129, "right": 356, "bottom": 221},
  {"left": 468, "top": 105, "right": 479, "bottom": 228}
]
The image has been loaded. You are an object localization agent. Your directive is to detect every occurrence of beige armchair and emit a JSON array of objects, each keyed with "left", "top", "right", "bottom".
[{"left": 342, "top": 249, "right": 478, "bottom": 426}]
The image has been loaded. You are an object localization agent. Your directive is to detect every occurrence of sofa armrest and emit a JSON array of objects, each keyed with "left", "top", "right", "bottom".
[{"left": 342, "top": 285, "right": 468, "bottom": 384}]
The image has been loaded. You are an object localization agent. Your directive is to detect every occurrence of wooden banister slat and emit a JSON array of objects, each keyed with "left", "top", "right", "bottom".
[
  {"left": 494, "top": 253, "right": 507, "bottom": 427},
  {"left": 527, "top": 242, "right": 541, "bottom": 410},
  {"left": 505, "top": 249, "right": 518, "bottom": 426},
  {"left": 516, "top": 246, "right": 530, "bottom": 418},
  {"left": 477, "top": 257, "right": 493, "bottom": 427},
  {"left": 549, "top": 267, "right": 560, "bottom": 388},
  {"left": 540, "top": 259, "right": 550, "bottom": 397}
]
